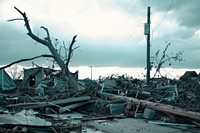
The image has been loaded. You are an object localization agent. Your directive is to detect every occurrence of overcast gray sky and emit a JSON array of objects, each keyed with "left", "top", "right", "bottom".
[{"left": 0, "top": 0, "right": 200, "bottom": 69}]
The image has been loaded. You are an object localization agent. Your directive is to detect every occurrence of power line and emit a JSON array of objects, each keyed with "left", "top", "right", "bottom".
[
  {"left": 107, "top": 33, "right": 134, "bottom": 62},
  {"left": 119, "top": 33, "right": 134, "bottom": 51},
  {"left": 152, "top": 0, "right": 174, "bottom": 32},
  {"left": 151, "top": 0, "right": 174, "bottom": 55}
]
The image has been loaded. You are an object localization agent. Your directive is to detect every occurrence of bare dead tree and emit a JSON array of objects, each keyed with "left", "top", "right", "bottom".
[
  {"left": 5, "top": 7, "right": 79, "bottom": 89},
  {"left": 12, "top": 7, "right": 77, "bottom": 71},
  {"left": 151, "top": 42, "right": 184, "bottom": 78}
]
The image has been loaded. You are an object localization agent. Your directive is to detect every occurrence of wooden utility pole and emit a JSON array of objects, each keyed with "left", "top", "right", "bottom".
[
  {"left": 144, "top": 7, "right": 151, "bottom": 86},
  {"left": 90, "top": 66, "right": 93, "bottom": 80}
]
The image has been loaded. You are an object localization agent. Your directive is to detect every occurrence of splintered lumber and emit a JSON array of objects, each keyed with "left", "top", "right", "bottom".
[
  {"left": 6, "top": 96, "right": 91, "bottom": 109},
  {"left": 59, "top": 101, "right": 92, "bottom": 113},
  {"left": 99, "top": 92, "right": 200, "bottom": 122}
]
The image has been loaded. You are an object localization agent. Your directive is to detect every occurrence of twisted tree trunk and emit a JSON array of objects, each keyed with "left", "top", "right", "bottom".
[{"left": 12, "top": 7, "right": 79, "bottom": 89}]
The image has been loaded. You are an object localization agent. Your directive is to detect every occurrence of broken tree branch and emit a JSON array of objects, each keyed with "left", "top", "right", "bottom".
[
  {"left": 0, "top": 54, "right": 54, "bottom": 70},
  {"left": 14, "top": 6, "right": 48, "bottom": 46},
  {"left": 7, "top": 18, "right": 24, "bottom": 22},
  {"left": 40, "top": 26, "right": 51, "bottom": 42},
  {"left": 65, "top": 35, "right": 78, "bottom": 70}
]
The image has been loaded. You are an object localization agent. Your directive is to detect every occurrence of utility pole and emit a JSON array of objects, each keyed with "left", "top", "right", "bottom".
[
  {"left": 144, "top": 7, "right": 151, "bottom": 86},
  {"left": 90, "top": 66, "right": 93, "bottom": 80}
]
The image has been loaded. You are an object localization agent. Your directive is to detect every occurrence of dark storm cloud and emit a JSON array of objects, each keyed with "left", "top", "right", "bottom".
[
  {"left": 167, "top": 0, "right": 200, "bottom": 28},
  {"left": 1, "top": 0, "right": 200, "bottom": 70},
  {"left": 100, "top": 0, "right": 200, "bottom": 32},
  {"left": 139, "top": 0, "right": 200, "bottom": 28}
]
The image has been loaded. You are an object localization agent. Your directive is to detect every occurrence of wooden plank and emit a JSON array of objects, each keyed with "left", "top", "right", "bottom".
[
  {"left": 99, "top": 92, "right": 200, "bottom": 123},
  {"left": 148, "top": 121, "right": 198, "bottom": 127},
  {"left": 59, "top": 101, "right": 92, "bottom": 113},
  {"left": 6, "top": 96, "right": 91, "bottom": 109}
]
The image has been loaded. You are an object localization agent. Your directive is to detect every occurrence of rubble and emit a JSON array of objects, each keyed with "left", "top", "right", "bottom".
[
  {"left": 0, "top": 68, "right": 200, "bottom": 132},
  {"left": 0, "top": 109, "right": 52, "bottom": 126}
]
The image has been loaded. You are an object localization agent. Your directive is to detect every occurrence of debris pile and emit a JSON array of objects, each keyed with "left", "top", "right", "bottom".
[
  {"left": 175, "top": 73, "right": 200, "bottom": 111},
  {"left": 0, "top": 68, "right": 200, "bottom": 132}
]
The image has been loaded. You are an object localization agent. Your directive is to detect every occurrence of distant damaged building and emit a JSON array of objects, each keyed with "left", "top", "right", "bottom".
[
  {"left": 180, "top": 71, "right": 198, "bottom": 80},
  {"left": 23, "top": 67, "right": 57, "bottom": 88}
]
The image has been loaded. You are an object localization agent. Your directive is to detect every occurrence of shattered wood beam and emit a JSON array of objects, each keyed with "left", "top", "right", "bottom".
[
  {"left": 99, "top": 92, "right": 200, "bottom": 122},
  {"left": 0, "top": 54, "right": 54, "bottom": 70}
]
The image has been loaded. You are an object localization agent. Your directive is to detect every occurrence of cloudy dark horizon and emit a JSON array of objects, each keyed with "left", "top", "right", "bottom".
[{"left": 1, "top": 0, "right": 200, "bottom": 71}]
